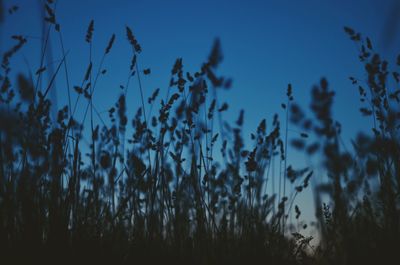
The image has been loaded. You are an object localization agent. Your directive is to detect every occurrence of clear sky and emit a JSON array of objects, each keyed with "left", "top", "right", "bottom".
[
  {"left": 2, "top": 0, "right": 399, "bottom": 139},
  {"left": 1, "top": 0, "right": 399, "bottom": 239}
]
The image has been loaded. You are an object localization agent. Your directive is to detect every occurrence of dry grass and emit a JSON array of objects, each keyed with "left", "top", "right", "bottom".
[{"left": 0, "top": 2, "right": 399, "bottom": 265}]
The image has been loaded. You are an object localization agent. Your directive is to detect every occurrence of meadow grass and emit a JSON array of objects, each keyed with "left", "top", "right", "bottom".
[{"left": 0, "top": 2, "right": 399, "bottom": 264}]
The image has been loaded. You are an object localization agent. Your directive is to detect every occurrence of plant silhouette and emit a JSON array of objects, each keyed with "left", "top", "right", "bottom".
[{"left": 0, "top": 2, "right": 399, "bottom": 265}]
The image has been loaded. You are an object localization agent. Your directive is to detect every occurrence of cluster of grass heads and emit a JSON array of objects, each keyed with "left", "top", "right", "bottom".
[
  {"left": 286, "top": 28, "right": 400, "bottom": 264},
  {"left": 0, "top": 1, "right": 399, "bottom": 264},
  {"left": 302, "top": 28, "right": 400, "bottom": 264}
]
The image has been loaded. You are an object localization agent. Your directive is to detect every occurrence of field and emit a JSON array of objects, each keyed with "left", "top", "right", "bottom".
[{"left": 0, "top": 1, "right": 399, "bottom": 264}]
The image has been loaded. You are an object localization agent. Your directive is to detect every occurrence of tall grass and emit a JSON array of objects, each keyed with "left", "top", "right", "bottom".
[
  {"left": 0, "top": 2, "right": 399, "bottom": 265},
  {"left": 289, "top": 27, "right": 400, "bottom": 264}
]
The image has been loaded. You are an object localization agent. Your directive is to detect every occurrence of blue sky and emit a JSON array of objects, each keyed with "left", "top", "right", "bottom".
[
  {"left": 1, "top": 0, "right": 399, "bottom": 238},
  {"left": 2, "top": 0, "right": 399, "bottom": 139}
]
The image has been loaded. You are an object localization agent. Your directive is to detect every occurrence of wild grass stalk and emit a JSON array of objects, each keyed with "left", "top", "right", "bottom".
[{"left": 0, "top": 2, "right": 399, "bottom": 265}]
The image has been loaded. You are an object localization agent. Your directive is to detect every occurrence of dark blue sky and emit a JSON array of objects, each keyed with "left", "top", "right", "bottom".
[
  {"left": 1, "top": 0, "right": 399, "bottom": 237},
  {"left": 2, "top": 0, "right": 399, "bottom": 141}
]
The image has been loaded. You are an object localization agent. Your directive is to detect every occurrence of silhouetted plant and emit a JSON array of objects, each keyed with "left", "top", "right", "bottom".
[
  {"left": 1, "top": 2, "right": 399, "bottom": 265},
  {"left": 288, "top": 26, "right": 400, "bottom": 265}
]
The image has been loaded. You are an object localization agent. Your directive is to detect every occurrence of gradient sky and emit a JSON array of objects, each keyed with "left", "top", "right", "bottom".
[
  {"left": 2, "top": 0, "right": 399, "bottom": 139},
  {"left": 1, "top": 0, "right": 399, "bottom": 239}
]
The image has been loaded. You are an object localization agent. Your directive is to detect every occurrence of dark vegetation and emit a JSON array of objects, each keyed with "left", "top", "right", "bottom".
[{"left": 0, "top": 1, "right": 399, "bottom": 264}]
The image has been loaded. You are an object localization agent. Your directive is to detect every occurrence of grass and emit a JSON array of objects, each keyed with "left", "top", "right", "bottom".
[{"left": 0, "top": 1, "right": 399, "bottom": 264}]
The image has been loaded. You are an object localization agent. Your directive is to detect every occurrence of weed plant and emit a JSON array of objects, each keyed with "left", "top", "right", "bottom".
[{"left": 0, "top": 2, "right": 399, "bottom": 265}]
